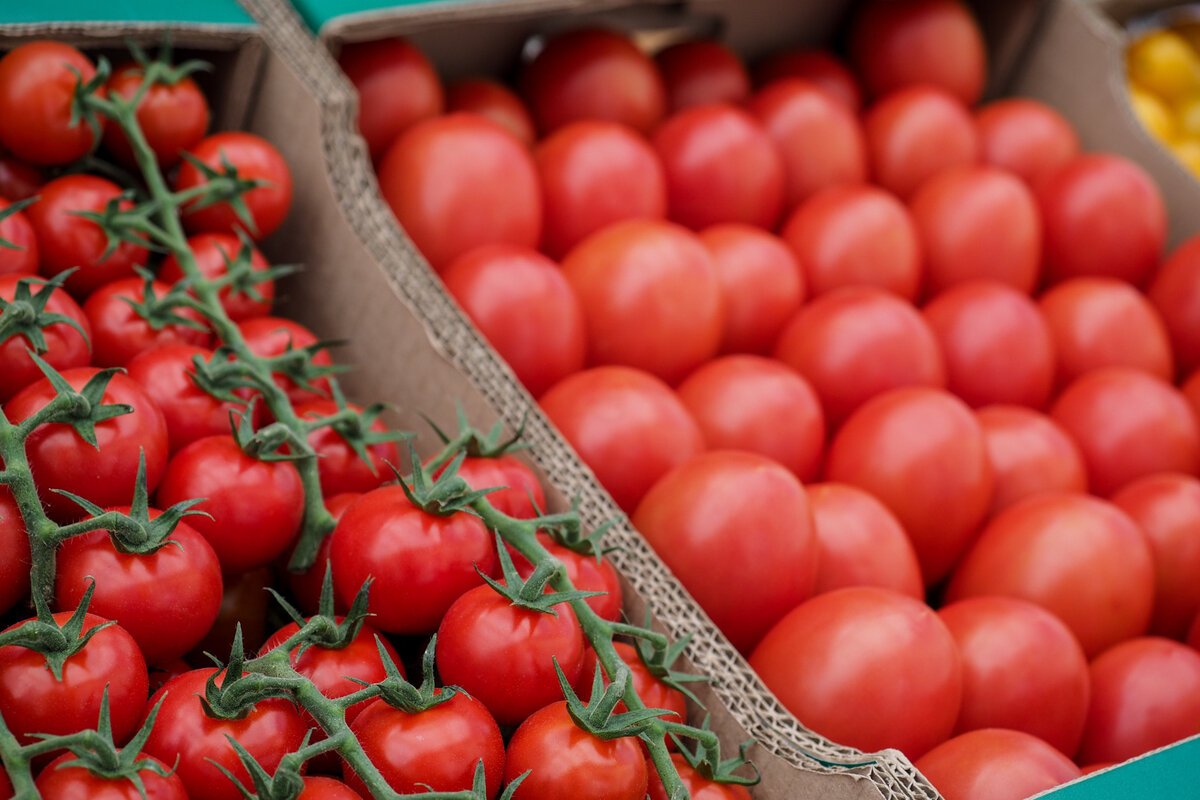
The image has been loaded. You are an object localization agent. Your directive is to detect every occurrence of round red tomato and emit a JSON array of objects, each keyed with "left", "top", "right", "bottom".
[
  {"left": 646, "top": 752, "right": 752, "bottom": 800},
  {"left": 0, "top": 273, "right": 91, "bottom": 402},
  {"left": 656, "top": 39, "right": 750, "bottom": 111},
  {"left": 158, "top": 232, "right": 275, "bottom": 322},
  {"left": 753, "top": 48, "right": 863, "bottom": 112},
  {"left": 446, "top": 77, "right": 535, "bottom": 146},
  {"left": 0, "top": 198, "right": 37, "bottom": 276},
  {"left": 82, "top": 276, "right": 212, "bottom": 367},
  {"left": 102, "top": 61, "right": 210, "bottom": 168},
  {"left": 294, "top": 398, "right": 399, "bottom": 496},
  {"left": 914, "top": 728, "right": 1082, "bottom": 800},
  {"left": 296, "top": 777, "right": 365, "bottom": 800},
  {"left": 1148, "top": 232, "right": 1200, "bottom": 376},
  {"left": 444, "top": 453, "right": 546, "bottom": 520},
  {"left": 35, "top": 751, "right": 188, "bottom": 800},
  {"left": 235, "top": 315, "right": 333, "bottom": 406},
  {"left": 338, "top": 37, "right": 444, "bottom": 162},
  {"left": 0, "top": 42, "right": 103, "bottom": 165},
  {"left": 975, "top": 405, "right": 1087, "bottom": 518},
  {"left": 973, "top": 97, "right": 1080, "bottom": 189},
  {"left": 509, "top": 532, "right": 624, "bottom": 623},
  {"left": 0, "top": 487, "right": 30, "bottom": 615},
  {"left": 175, "top": 131, "right": 293, "bottom": 240}
]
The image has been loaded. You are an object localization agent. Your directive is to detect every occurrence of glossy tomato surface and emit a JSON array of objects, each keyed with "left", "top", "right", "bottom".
[{"left": 914, "top": 728, "right": 1081, "bottom": 800}]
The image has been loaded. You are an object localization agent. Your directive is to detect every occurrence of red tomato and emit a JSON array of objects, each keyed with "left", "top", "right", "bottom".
[
  {"left": 633, "top": 450, "right": 819, "bottom": 654},
  {"left": 1078, "top": 636, "right": 1200, "bottom": 765},
  {"left": 749, "top": 586, "right": 963, "bottom": 760},
  {"left": 236, "top": 315, "right": 334, "bottom": 406},
  {"left": 676, "top": 354, "right": 825, "bottom": 481},
  {"left": 0, "top": 273, "right": 91, "bottom": 402},
  {"left": 338, "top": 37, "right": 444, "bottom": 162},
  {"left": 443, "top": 453, "right": 546, "bottom": 520},
  {"left": 656, "top": 39, "right": 751, "bottom": 111},
  {"left": 824, "top": 387, "right": 992, "bottom": 585},
  {"left": 1036, "top": 153, "right": 1166, "bottom": 287},
  {"left": 158, "top": 232, "right": 275, "bottom": 322},
  {"left": 806, "top": 481, "right": 924, "bottom": 600},
  {"left": 82, "top": 277, "right": 211, "bottom": 367},
  {"left": 780, "top": 183, "right": 921, "bottom": 301},
  {"left": 0, "top": 198, "right": 37, "bottom": 276},
  {"left": 294, "top": 398, "right": 399, "bottom": 496},
  {"left": 752, "top": 48, "right": 863, "bottom": 112},
  {"left": 446, "top": 77, "right": 536, "bottom": 146},
  {"left": 378, "top": 113, "right": 541, "bottom": 273},
  {"left": 519, "top": 28, "right": 665, "bottom": 136},
  {"left": 1148, "top": 233, "right": 1200, "bottom": 376},
  {"left": 848, "top": 0, "right": 987, "bottom": 105},
  {"left": 1050, "top": 368, "right": 1200, "bottom": 497},
  {"left": 0, "top": 487, "right": 30, "bottom": 615},
  {"left": 102, "top": 61, "right": 209, "bottom": 168},
  {"left": 297, "top": 777, "right": 364, "bottom": 800},
  {"left": 973, "top": 98, "right": 1080, "bottom": 189},
  {"left": 922, "top": 280, "right": 1056, "bottom": 409},
  {"left": 578, "top": 640, "right": 688, "bottom": 725},
  {"left": 773, "top": 287, "right": 946, "bottom": 428},
  {"left": 35, "top": 751, "right": 187, "bottom": 800},
  {"left": 190, "top": 564, "right": 273, "bottom": 659},
  {"left": 0, "top": 42, "right": 103, "bottom": 165},
  {"left": 509, "top": 532, "right": 624, "bottom": 623},
  {"left": 646, "top": 752, "right": 752, "bottom": 800},
  {"left": 863, "top": 85, "right": 979, "bottom": 201},
  {"left": 175, "top": 132, "right": 293, "bottom": 240},
  {"left": 1189, "top": 611, "right": 1200, "bottom": 650},
  {"left": 945, "top": 491, "right": 1155, "bottom": 657},
  {"left": 914, "top": 728, "right": 1082, "bottom": 800},
  {"left": 561, "top": 219, "right": 724, "bottom": 385},
  {"left": 0, "top": 154, "right": 44, "bottom": 201},
  {"left": 975, "top": 405, "right": 1088, "bottom": 518}
]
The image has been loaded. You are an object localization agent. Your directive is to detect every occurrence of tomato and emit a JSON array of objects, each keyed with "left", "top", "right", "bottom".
[
  {"left": 378, "top": 113, "right": 541, "bottom": 273},
  {"left": 0, "top": 42, "right": 103, "bottom": 165},
  {"left": 824, "top": 387, "right": 992, "bottom": 585},
  {"left": 973, "top": 98, "right": 1080, "bottom": 189},
  {"left": 0, "top": 487, "right": 30, "bottom": 615},
  {"left": 26, "top": 174, "right": 149, "bottom": 299},
  {"left": 1148, "top": 233, "right": 1200, "bottom": 377},
  {"left": 975, "top": 405, "right": 1087, "bottom": 519},
  {"left": 158, "top": 232, "right": 275, "bottom": 322},
  {"left": 102, "top": 61, "right": 209, "bottom": 168},
  {"left": 34, "top": 751, "right": 188, "bottom": 800},
  {"left": 914, "top": 728, "right": 1082, "bottom": 800},
  {"left": 0, "top": 612, "right": 148, "bottom": 751},
  {"left": 676, "top": 355, "right": 824, "bottom": 481},
  {"left": 519, "top": 28, "right": 665, "bottom": 136},
  {"left": 656, "top": 39, "right": 750, "bottom": 112},
  {"left": 140, "top": 667, "right": 307, "bottom": 800},
  {"left": 55, "top": 508, "right": 222, "bottom": 666},
  {"left": 0, "top": 154, "right": 44, "bottom": 201},
  {"left": 1189, "top": 611, "right": 1200, "bottom": 651},
  {"left": 560, "top": 219, "right": 724, "bottom": 386},
  {"left": 189, "top": 564, "right": 273, "bottom": 660},
  {"left": 773, "top": 287, "right": 946, "bottom": 428},
  {"left": 652, "top": 103, "right": 785, "bottom": 231},
  {"left": 0, "top": 198, "right": 37, "bottom": 276},
  {"left": 282, "top": 491, "right": 359, "bottom": 617},
  {"left": 806, "top": 482, "right": 924, "bottom": 600},
  {"left": 82, "top": 276, "right": 211, "bottom": 367},
  {"left": 296, "top": 777, "right": 365, "bottom": 800},
  {"left": 154, "top": 434, "right": 304, "bottom": 573},
  {"left": 293, "top": 398, "right": 399, "bottom": 496},
  {"left": 337, "top": 37, "right": 444, "bottom": 162},
  {"left": 345, "top": 691, "right": 505, "bottom": 798},
  {"left": 443, "top": 453, "right": 546, "bottom": 520},
  {"left": 752, "top": 48, "right": 862, "bottom": 112},
  {"left": 509, "top": 533, "right": 624, "bottom": 623},
  {"left": 0, "top": 273, "right": 92, "bottom": 402},
  {"left": 848, "top": 0, "right": 987, "bottom": 105},
  {"left": 646, "top": 753, "right": 751, "bottom": 800},
  {"left": 746, "top": 78, "right": 867, "bottom": 211},
  {"left": 503, "top": 700, "right": 648, "bottom": 800},
  {"left": 633, "top": 450, "right": 819, "bottom": 654},
  {"left": 446, "top": 77, "right": 535, "bottom": 146},
  {"left": 578, "top": 640, "right": 688, "bottom": 725},
  {"left": 749, "top": 586, "right": 962, "bottom": 760},
  {"left": 780, "top": 184, "right": 920, "bottom": 301},
  {"left": 946, "top": 491, "right": 1155, "bottom": 658},
  {"left": 235, "top": 315, "right": 333, "bottom": 406},
  {"left": 922, "top": 280, "right": 1055, "bottom": 409},
  {"left": 175, "top": 132, "right": 293, "bottom": 240},
  {"left": 6, "top": 367, "right": 168, "bottom": 523},
  {"left": 1049, "top": 368, "right": 1200, "bottom": 497},
  {"left": 441, "top": 245, "right": 586, "bottom": 398}
]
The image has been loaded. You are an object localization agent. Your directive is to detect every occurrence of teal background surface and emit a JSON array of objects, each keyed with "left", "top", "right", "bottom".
[
  {"left": 0, "top": 0, "right": 253, "bottom": 25},
  {"left": 1038, "top": 736, "right": 1199, "bottom": 799},
  {"left": 287, "top": 0, "right": 496, "bottom": 33}
]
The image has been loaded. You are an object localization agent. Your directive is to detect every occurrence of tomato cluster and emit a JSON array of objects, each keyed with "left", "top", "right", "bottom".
[{"left": 347, "top": 0, "right": 1200, "bottom": 796}]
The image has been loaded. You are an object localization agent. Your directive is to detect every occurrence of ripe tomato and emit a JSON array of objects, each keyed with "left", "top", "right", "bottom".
[
  {"left": 655, "top": 39, "right": 751, "bottom": 111},
  {"left": 102, "top": 61, "right": 209, "bottom": 168},
  {"left": 158, "top": 232, "right": 275, "bottom": 322},
  {"left": 0, "top": 153, "right": 44, "bottom": 201},
  {"left": 82, "top": 276, "right": 211, "bottom": 367},
  {"left": 446, "top": 77, "right": 536, "bottom": 146},
  {"left": 444, "top": 453, "right": 546, "bottom": 520},
  {"left": 0, "top": 42, "right": 103, "bottom": 165},
  {"left": 235, "top": 315, "right": 333, "bottom": 406},
  {"left": 752, "top": 48, "right": 863, "bottom": 112},
  {"left": 646, "top": 752, "right": 752, "bottom": 800},
  {"left": 749, "top": 586, "right": 963, "bottom": 760},
  {"left": 35, "top": 751, "right": 188, "bottom": 800},
  {"left": 296, "top": 777, "right": 365, "bottom": 800},
  {"left": 633, "top": 451, "right": 819, "bottom": 654},
  {"left": 975, "top": 405, "right": 1087, "bottom": 518},
  {"left": 0, "top": 198, "right": 37, "bottom": 276},
  {"left": 1147, "top": 232, "right": 1200, "bottom": 376},
  {"left": 509, "top": 532, "right": 624, "bottom": 623},
  {"left": 293, "top": 398, "right": 399, "bottom": 496},
  {"left": 0, "top": 273, "right": 91, "bottom": 402},
  {"left": 0, "top": 487, "right": 30, "bottom": 615},
  {"left": 338, "top": 37, "right": 444, "bottom": 162},
  {"left": 175, "top": 131, "right": 293, "bottom": 240},
  {"left": 578, "top": 640, "right": 688, "bottom": 724},
  {"left": 190, "top": 564, "right": 274, "bottom": 660},
  {"left": 973, "top": 98, "right": 1080, "bottom": 189},
  {"left": 914, "top": 728, "right": 1082, "bottom": 800}
]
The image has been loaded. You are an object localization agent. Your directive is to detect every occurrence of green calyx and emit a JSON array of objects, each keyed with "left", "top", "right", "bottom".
[
  {"left": 302, "top": 382, "right": 410, "bottom": 478},
  {"left": 265, "top": 568, "right": 371, "bottom": 657},
  {"left": 669, "top": 717, "right": 760, "bottom": 787},
  {"left": 177, "top": 149, "right": 264, "bottom": 236},
  {"left": 210, "top": 229, "right": 297, "bottom": 305},
  {"left": 0, "top": 582, "right": 111, "bottom": 682},
  {"left": 627, "top": 618, "right": 710, "bottom": 708},
  {"left": 424, "top": 403, "right": 530, "bottom": 460},
  {"left": 230, "top": 399, "right": 310, "bottom": 462},
  {"left": 398, "top": 443, "right": 494, "bottom": 517},
  {"left": 367, "top": 634, "right": 456, "bottom": 715},
  {"left": 557, "top": 659, "right": 676, "bottom": 742},
  {"left": 0, "top": 196, "right": 37, "bottom": 250},
  {"left": 0, "top": 272, "right": 90, "bottom": 353},
  {"left": 21, "top": 354, "right": 131, "bottom": 447},
  {"left": 479, "top": 531, "right": 602, "bottom": 615},
  {"left": 119, "top": 268, "right": 211, "bottom": 334},
  {"left": 201, "top": 626, "right": 301, "bottom": 721}
]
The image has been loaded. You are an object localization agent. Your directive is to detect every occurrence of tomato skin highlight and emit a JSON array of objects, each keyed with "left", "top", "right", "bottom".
[
  {"left": 975, "top": 405, "right": 1088, "bottom": 519},
  {"left": 973, "top": 98, "right": 1080, "bottom": 189},
  {"left": 914, "top": 728, "right": 1082, "bottom": 800}
]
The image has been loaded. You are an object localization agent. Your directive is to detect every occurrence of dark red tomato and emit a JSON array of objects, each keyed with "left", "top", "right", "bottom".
[
  {"left": 1037, "top": 153, "right": 1166, "bottom": 287},
  {"left": 533, "top": 120, "right": 666, "bottom": 260},
  {"left": 780, "top": 184, "right": 921, "bottom": 301},
  {"left": 437, "top": 582, "right": 587, "bottom": 728},
  {"left": 102, "top": 61, "right": 209, "bottom": 168},
  {"left": 6, "top": 367, "right": 168, "bottom": 522},
  {"left": 1039, "top": 277, "right": 1174, "bottom": 388},
  {"left": 378, "top": 113, "right": 541, "bottom": 273},
  {"left": 509, "top": 532, "right": 624, "bottom": 623},
  {"left": 773, "top": 286, "right": 946, "bottom": 428},
  {"left": 656, "top": 39, "right": 751, "bottom": 111},
  {"left": 752, "top": 48, "right": 863, "bottom": 112},
  {"left": 806, "top": 482, "right": 924, "bottom": 600},
  {"left": 0, "top": 487, "right": 30, "bottom": 615},
  {"left": 296, "top": 777, "right": 364, "bottom": 800},
  {"left": 442, "top": 453, "right": 546, "bottom": 520},
  {"left": 503, "top": 700, "right": 648, "bottom": 800},
  {"left": 282, "top": 491, "right": 359, "bottom": 616},
  {"left": 0, "top": 42, "right": 103, "bottom": 165},
  {"left": 1078, "top": 636, "right": 1200, "bottom": 765},
  {"left": 345, "top": 691, "right": 504, "bottom": 798},
  {"left": 560, "top": 219, "right": 724, "bottom": 386},
  {"left": 0, "top": 612, "right": 148, "bottom": 750},
  {"left": 158, "top": 232, "right": 275, "bottom": 322},
  {"left": 698, "top": 223, "right": 804, "bottom": 354},
  {"left": 862, "top": 85, "right": 979, "bottom": 201},
  {"left": 922, "top": 280, "right": 1056, "bottom": 409},
  {"left": 646, "top": 752, "right": 752, "bottom": 800},
  {"left": 1185, "top": 367, "right": 1200, "bottom": 424},
  {"left": 441, "top": 245, "right": 586, "bottom": 398},
  {"left": 909, "top": 166, "right": 1042, "bottom": 296},
  {"left": 236, "top": 315, "right": 333, "bottom": 406},
  {"left": 633, "top": 451, "right": 819, "bottom": 654},
  {"left": 848, "top": 0, "right": 987, "bottom": 105},
  {"left": 140, "top": 667, "right": 307, "bottom": 800},
  {"left": 55, "top": 508, "right": 222, "bottom": 666},
  {"left": 914, "top": 728, "right": 1082, "bottom": 800},
  {"left": 1111, "top": 473, "right": 1200, "bottom": 640},
  {"left": 446, "top": 77, "right": 536, "bottom": 147},
  {"left": 0, "top": 198, "right": 37, "bottom": 275},
  {"left": 0, "top": 154, "right": 44, "bottom": 201},
  {"left": 746, "top": 78, "right": 867, "bottom": 211},
  {"left": 975, "top": 405, "right": 1087, "bottom": 518},
  {"left": 1189, "top": 611, "right": 1200, "bottom": 650},
  {"left": 539, "top": 366, "right": 704, "bottom": 514},
  {"left": 175, "top": 132, "right": 293, "bottom": 240},
  {"left": 749, "top": 586, "right": 962, "bottom": 760},
  {"left": 824, "top": 387, "right": 992, "bottom": 585},
  {"left": 154, "top": 434, "right": 304, "bottom": 573},
  {"left": 293, "top": 399, "right": 399, "bottom": 496},
  {"left": 652, "top": 103, "right": 785, "bottom": 231},
  {"left": 26, "top": 174, "right": 149, "bottom": 299},
  {"left": 938, "top": 596, "right": 1090, "bottom": 755},
  {"left": 339, "top": 37, "right": 444, "bottom": 162},
  {"left": 973, "top": 98, "right": 1081, "bottom": 190},
  {"left": 1148, "top": 233, "right": 1200, "bottom": 377},
  {"left": 519, "top": 27, "right": 665, "bottom": 136},
  {"left": 676, "top": 354, "right": 825, "bottom": 481},
  {"left": 578, "top": 641, "right": 687, "bottom": 733},
  {"left": 0, "top": 273, "right": 91, "bottom": 402},
  {"left": 35, "top": 751, "right": 188, "bottom": 800},
  {"left": 945, "top": 491, "right": 1155, "bottom": 658},
  {"left": 82, "top": 277, "right": 211, "bottom": 367},
  {"left": 1049, "top": 368, "right": 1200, "bottom": 497},
  {"left": 190, "top": 564, "right": 273, "bottom": 660}
]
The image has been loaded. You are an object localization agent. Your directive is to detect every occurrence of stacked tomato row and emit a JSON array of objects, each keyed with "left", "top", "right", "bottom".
[{"left": 344, "top": 0, "right": 1200, "bottom": 796}]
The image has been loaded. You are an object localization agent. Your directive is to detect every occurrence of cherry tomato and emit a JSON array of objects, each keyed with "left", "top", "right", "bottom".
[
  {"left": 446, "top": 77, "right": 535, "bottom": 146},
  {"left": 0, "top": 273, "right": 91, "bottom": 402},
  {"left": 973, "top": 98, "right": 1080, "bottom": 189},
  {"left": 293, "top": 398, "right": 399, "bottom": 496},
  {"left": 579, "top": 640, "right": 688, "bottom": 726},
  {"left": 35, "top": 751, "right": 188, "bottom": 800},
  {"left": 0, "top": 42, "right": 103, "bottom": 165},
  {"left": 0, "top": 487, "right": 30, "bottom": 615},
  {"left": 102, "top": 61, "right": 209, "bottom": 168},
  {"left": 508, "top": 533, "right": 624, "bottom": 623},
  {"left": 646, "top": 752, "right": 752, "bottom": 800},
  {"left": 656, "top": 39, "right": 750, "bottom": 111},
  {"left": 338, "top": 37, "right": 444, "bottom": 162},
  {"left": 1148, "top": 232, "right": 1200, "bottom": 377},
  {"left": 296, "top": 777, "right": 365, "bottom": 800},
  {"left": 0, "top": 198, "right": 37, "bottom": 276},
  {"left": 752, "top": 48, "right": 862, "bottom": 112},
  {"left": 82, "top": 276, "right": 211, "bottom": 367},
  {"left": 914, "top": 728, "right": 1082, "bottom": 800},
  {"left": 158, "top": 232, "right": 275, "bottom": 322},
  {"left": 975, "top": 405, "right": 1088, "bottom": 519},
  {"left": 175, "top": 131, "right": 293, "bottom": 240},
  {"left": 0, "top": 154, "right": 44, "bottom": 201},
  {"left": 236, "top": 315, "right": 334, "bottom": 406},
  {"left": 443, "top": 453, "right": 546, "bottom": 520}
]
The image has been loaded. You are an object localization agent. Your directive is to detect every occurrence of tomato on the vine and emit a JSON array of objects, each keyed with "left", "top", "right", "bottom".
[
  {"left": 34, "top": 751, "right": 189, "bottom": 800},
  {"left": 441, "top": 452, "right": 546, "bottom": 520},
  {"left": 0, "top": 487, "right": 30, "bottom": 616},
  {"left": 0, "top": 273, "right": 92, "bottom": 402},
  {"left": 646, "top": 753, "right": 752, "bottom": 800},
  {"left": 175, "top": 131, "right": 293, "bottom": 240},
  {"left": 294, "top": 398, "right": 400, "bottom": 497},
  {"left": 158, "top": 232, "right": 276, "bottom": 322},
  {"left": 0, "top": 41, "right": 104, "bottom": 165},
  {"left": 102, "top": 61, "right": 210, "bottom": 168},
  {"left": 235, "top": 315, "right": 333, "bottom": 406},
  {"left": 508, "top": 533, "right": 624, "bottom": 623},
  {"left": 82, "top": 276, "right": 212, "bottom": 367},
  {"left": 0, "top": 197, "right": 38, "bottom": 276}
]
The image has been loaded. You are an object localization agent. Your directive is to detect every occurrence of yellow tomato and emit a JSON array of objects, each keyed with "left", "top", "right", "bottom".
[
  {"left": 1129, "top": 82, "right": 1177, "bottom": 141},
  {"left": 1174, "top": 93, "right": 1200, "bottom": 138},
  {"left": 1170, "top": 136, "right": 1200, "bottom": 177},
  {"left": 1127, "top": 29, "right": 1200, "bottom": 102}
]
